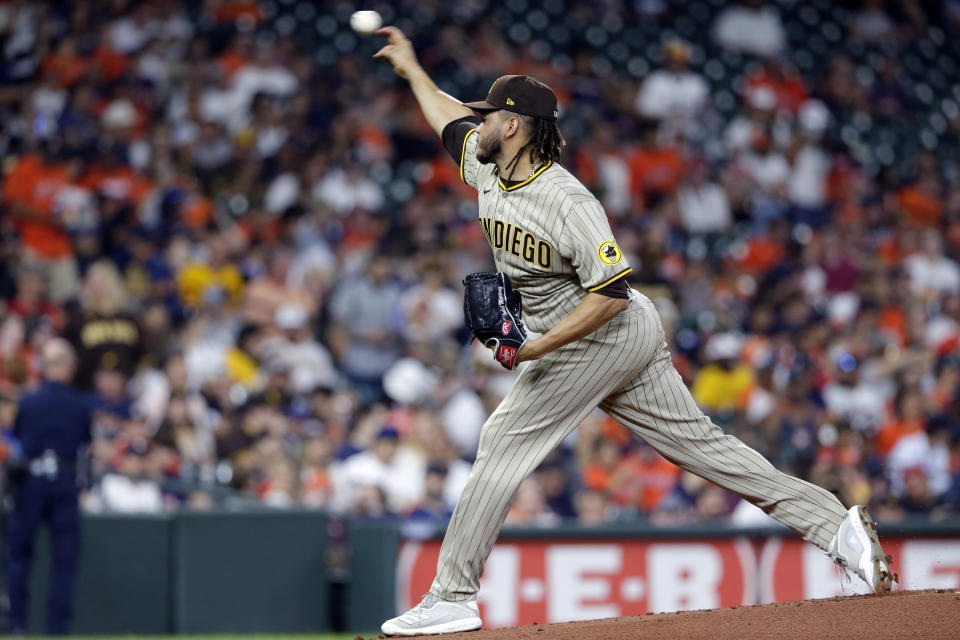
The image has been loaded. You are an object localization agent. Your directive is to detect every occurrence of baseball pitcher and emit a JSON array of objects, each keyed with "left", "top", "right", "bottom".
[{"left": 373, "top": 26, "right": 894, "bottom": 636}]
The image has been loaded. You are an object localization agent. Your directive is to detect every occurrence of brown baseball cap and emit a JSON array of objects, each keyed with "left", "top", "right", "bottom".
[{"left": 463, "top": 75, "right": 559, "bottom": 122}]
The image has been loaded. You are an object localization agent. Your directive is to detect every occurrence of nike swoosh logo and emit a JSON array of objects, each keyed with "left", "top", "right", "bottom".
[{"left": 483, "top": 188, "right": 491, "bottom": 193}]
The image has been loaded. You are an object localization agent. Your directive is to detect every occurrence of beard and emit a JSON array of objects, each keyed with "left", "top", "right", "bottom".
[{"left": 476, "top": 133, "right": 501, "bottom": 164}]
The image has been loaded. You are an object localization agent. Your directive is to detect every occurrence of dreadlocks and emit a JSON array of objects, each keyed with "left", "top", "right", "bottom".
[{"left": 502, "top": 114, "right": 565, "bottom": 182}]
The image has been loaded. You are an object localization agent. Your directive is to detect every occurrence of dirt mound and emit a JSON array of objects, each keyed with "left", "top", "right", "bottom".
[{"left": 374, "top": 590, "right": 960, "bottom": 639}]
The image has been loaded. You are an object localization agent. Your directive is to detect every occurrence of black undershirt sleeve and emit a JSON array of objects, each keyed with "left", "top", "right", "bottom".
[
  {"left": 593, "top": 278, "right": 629, "bottom": 299},
  {"left": 441, "top": 115, "right": 483, "bottom": 163}
]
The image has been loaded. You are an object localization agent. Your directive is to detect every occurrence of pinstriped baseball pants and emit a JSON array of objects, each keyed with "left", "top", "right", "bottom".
[{"left": 430, "top": 294, "right": 847, "bottom": 600}]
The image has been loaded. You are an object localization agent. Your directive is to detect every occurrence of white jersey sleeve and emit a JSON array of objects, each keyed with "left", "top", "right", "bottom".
[{"left": 558, "top": 199, "right": 632, "bottom": 292}]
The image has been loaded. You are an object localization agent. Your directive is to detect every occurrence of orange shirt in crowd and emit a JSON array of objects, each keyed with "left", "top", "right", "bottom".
[
  {"left": 418, "top": 157, "right": 476, "bottom": 200},
  {"left": 899, "top": 185, "right": 943, "bottom": 226},
  {"left": 875, "top": 418, "right": 925, "bottom": 457},
  {"left": 582, "top": 462, "right": 614, "bottom": 492},
  {"left": 42, "top": 52, "right": 88, "bottom": 87},
  {"left": 878, "top": 306, "right": 907, "bottom": 345},
  {"left": 875, "top": 236, "right": 899, "bottom": 264},
  {"left": 81, "top": 165, "right": 153, "bottom": 205},
  {"left": 213, "top": 1, "right": 263, "bottom": 23},
  {"left": 571, "top": 148, "right": 598, "bottom": 188},
  {"left": 736, "top": 236, "right": 786, "bottom": 274},
  {"left": 612, "top": 454, "right": 681, "bottom": 511},
  {"left": 217, "top": 50, "right": 250, "bottom": 77},
  {"left": 92, "top": 45, "right": 129, "bottom": 84},
  {"left": 2, "top": 154, "right": 73, "bottom": 259},
  {"left": 629, "top": 146, "right": 684, "bottom": 205},
  {"left": 744, "top": 69, "right": 808, "bottom": 113}
]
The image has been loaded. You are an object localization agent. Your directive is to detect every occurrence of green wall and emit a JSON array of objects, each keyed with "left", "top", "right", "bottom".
[
  {"left": 0, "top": 510, "right": 328, "bottom": 635},
  {"left": 2, "top": 511, "right": 959, "bottom": 635}
]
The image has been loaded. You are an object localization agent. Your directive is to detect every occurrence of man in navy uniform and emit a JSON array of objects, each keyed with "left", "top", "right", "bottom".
[{"left": 3, "top": 338, "right": 97, "bottom": 635}]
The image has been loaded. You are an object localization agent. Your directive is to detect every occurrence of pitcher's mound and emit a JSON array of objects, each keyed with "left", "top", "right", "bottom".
[{"left": 388, "top": 589, "right": 959, "bottom": 639}]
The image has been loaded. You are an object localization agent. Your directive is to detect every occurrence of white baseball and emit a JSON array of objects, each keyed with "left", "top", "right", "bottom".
[{"left": 350, "top": 10, "right": 382, "bottom": 34}]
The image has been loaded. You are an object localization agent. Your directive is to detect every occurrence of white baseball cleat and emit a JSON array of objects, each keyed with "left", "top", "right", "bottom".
[
  {"left": 381, "top": 593, "right": 482, "bottom": 636},
  {"left": 827, "top": 505, "right": 897, "bottom": 594}
]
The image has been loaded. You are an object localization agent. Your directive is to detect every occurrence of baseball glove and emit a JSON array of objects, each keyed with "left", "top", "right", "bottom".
[{"left": 462, "top": 272, "right": 528, "bottom": 370}]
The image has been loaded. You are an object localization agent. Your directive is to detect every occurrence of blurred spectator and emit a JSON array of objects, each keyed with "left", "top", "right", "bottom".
[
  {"left": 904, "top": 230, "right": 960, "bottom": 297},
  {"left": 677, "top": 157, "right": 733, "bottom": 235},
  {"left": 260, "top": 304, "right": 337, "bottom": 394},
  {"left": 734, "top": 126, "right": 790, "bottom": 226},
  {"left": 610, "top": 443, "right": 681, "bottom": 513},
  {"left": 409, "top": 461, "right": 454, "bottom": 521},
  {"left": 63, "top": 261, "right": 141, "bottom": 389},
  {"left": 745, "top": 56, "right": 808, "bottom": 114},
  {"left": 875, "top": 388, "right": 926, "bottom": 457},
  {"left": 871, "top": 57, "right": 914, "bottom": 122},
  {"left": 725, "top": 86, "right": 778, "bottom": 154},
  {"left": 539, "top": 459, "right": 577, "bottom": 520},
  {"left": 787, "top": 100, "right": 832, "bottom": 224},
  {"left": 900, "top": 182, "right": 945, "bottom": 232},
  {"left": 712, "top": 0, "right": 786, "bottom": 57},
  {"left": 300, "top": 435, "right": 334, "bottom": 509},
  {"left": 398, "top": 263, "right": 461, "bottom": 345},
  {"left": 571, "top": 123, "right": 632, "bottom": 217},
  {"left": 849, "top": 0, "right": 896, "bottom": 43},
  {"left": 505, "top": 477, "right": 561, "bottom": 527},
  {"left": 896, "top": 466, "right": 940, "bottom": 513},
  {"left": 243, "top": 247, "right": 312, "bottom": 326},
  {"left": 0, "top": 0, "right": 956, "bottom": 529},
  {"left": 335, "top": 426, "right": 424, "bottom": 515},
  {"left": 692, "top": 333, "right": 755, "bottom": 413},
  {"left": 635, "top": 40, "right": 708, "bottom": 123},
  {"left": 575, "top": 489, "right": 613, "bottom": 526},
  {"left": 314, "top": 162, "right": 384, "bottom": 214},
  {"left": 7, "top": 263, "right": 64, "bottom": 332},
  {"left": 328, "top": 257, "right": 403, "bottom": 402},
  {"left": 629, "top": 122, "right": 685, "bottom": 212},
  {"left": 2, "top": 141, "right": 78, "bottom": 302},
  {"left": 92, "top": 442, "right": 164, "bottom": 513},
  {"left": 821, "top": 349, "right": 888, "bottom": 432}
]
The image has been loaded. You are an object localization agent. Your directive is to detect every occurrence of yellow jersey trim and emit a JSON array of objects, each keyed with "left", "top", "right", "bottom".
[
  {"left": 588, "top": 267, "right": 632, "bottom": 292},
  {"left": 498, "top": 160, "right": 553, "bottom": 191},
  {"left": 460, "top": 128, "right": 478, "bottom": 184}
]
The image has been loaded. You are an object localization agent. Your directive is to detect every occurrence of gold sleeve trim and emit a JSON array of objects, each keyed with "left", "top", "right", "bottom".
[
  {"left": 588, "top": 267, "right": 632, "bottom": 292},
  {"left": 460, "top": 128, "right": 478, "bottom": 184}
]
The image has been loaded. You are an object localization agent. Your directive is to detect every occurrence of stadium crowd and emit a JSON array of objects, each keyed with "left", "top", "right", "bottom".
[{"left": 1, "top": 0, "right": 960, "bottom": 528}]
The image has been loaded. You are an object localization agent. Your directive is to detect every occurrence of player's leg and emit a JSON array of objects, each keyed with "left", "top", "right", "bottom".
[
  {"left": 46, "top": 481, "right": 81, "bottom": 635},
  {"left": 601, "top": 342, "right": 846, "bottom": 547},
  {"left": 600, "top": 338, "right": 893, "bottom": 591},
  {"left": 382, "top": 304, "right": 661, "bottom": 635},
  {"left": 3, "top": 479, "right": 46, "bottom": 633}
]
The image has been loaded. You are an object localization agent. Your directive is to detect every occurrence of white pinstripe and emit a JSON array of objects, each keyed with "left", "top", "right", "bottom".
[
  {"left": 430, "top": 294, "right": 847, "bottom": 600},
  {"left": 431, "top": 130, "right": 847, "bottom": 602}
]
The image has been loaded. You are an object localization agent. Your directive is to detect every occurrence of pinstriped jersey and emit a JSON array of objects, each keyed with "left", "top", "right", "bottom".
[{"left": 456, "top": 125, "right": 631, "bottom": 333}]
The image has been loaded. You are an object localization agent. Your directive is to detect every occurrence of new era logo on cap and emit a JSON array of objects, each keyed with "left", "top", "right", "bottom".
[{"left": 464, "top": 75, "right": 558, "bottom": 122}]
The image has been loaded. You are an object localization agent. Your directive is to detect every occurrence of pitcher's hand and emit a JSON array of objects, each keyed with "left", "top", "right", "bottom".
[{"left": 373, "top": 26, "right": 419, "bottom": 80}]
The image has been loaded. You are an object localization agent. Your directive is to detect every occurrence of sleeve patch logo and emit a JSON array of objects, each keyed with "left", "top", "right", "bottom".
[{"left": 598, "top": 241, "right": 623, "bottom": 266}]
